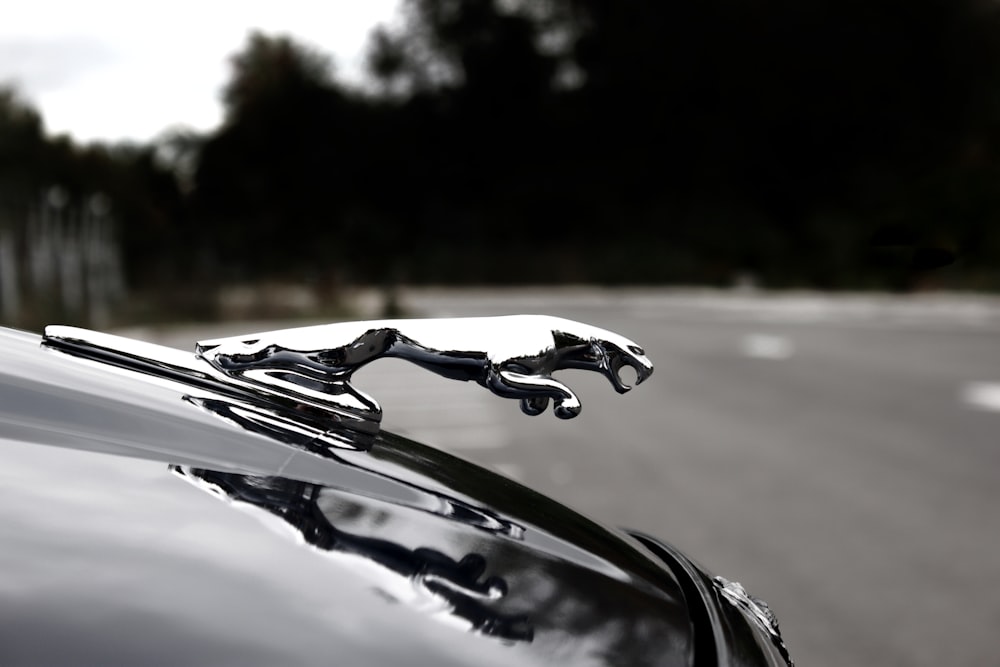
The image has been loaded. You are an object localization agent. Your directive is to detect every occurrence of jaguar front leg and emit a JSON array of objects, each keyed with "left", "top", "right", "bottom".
[
  {"left": 519, "top": 396, "right": 549, "bottom": 417},
  {"left": 485, "top": 368, "right": 582, "bottom": 419}
]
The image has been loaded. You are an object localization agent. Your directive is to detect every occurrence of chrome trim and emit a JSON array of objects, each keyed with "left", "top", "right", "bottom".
[
  {"left": 713, "top": 576, "right": 794, "bottom": 666},
  {"left": 42, "top": 325, "right": 379, "bottom": 439}
]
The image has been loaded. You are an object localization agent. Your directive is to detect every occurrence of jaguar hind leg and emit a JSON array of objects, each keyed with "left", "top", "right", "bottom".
[{"left": 486, "top": 369, "right": 582, "bottom": 419}]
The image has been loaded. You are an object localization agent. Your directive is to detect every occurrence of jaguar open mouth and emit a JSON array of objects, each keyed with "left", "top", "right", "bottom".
[{"left": 607, "top": 353, "right": 653, "bottom": 393}]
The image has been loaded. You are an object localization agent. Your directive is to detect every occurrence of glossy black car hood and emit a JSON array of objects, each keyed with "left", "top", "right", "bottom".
[{"left": 0, "top": 327, "right": 694, "bottom": 666}]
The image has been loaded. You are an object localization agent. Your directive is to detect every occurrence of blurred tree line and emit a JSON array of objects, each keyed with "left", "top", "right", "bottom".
[
  {"left": 4, "top": 0, "right": 1000, "bottom": 304},
  {"left": 0, "top": 87, "right": 185, "bottom": 284}
]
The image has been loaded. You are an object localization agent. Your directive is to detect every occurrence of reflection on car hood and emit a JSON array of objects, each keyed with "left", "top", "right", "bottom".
[{"left": 0, "top": 327, "right": 694, "bottom": 666}]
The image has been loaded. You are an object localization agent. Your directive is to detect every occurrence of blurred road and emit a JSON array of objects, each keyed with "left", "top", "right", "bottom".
[{"left": 122, "top": 289, "right": 1000, "bottom": 667}]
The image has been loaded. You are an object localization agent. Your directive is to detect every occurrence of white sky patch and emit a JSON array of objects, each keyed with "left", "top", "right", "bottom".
[
  {"left": 961, "top": 383, "right": 1000, "bottom": 413},
  {"left": 0, "top": 0, "right": 400, "bottom": 142},
  {"left": 741, "top": 333, "right": 795, "bottom": 360}
]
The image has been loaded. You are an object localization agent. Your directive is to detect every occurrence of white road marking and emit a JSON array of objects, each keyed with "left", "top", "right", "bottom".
[
  {"left": 961, "top": 383, "right": 1000, "bottom": 413},
  {"left": 741, "top": 334, "right": 795, "bottom": 360}
]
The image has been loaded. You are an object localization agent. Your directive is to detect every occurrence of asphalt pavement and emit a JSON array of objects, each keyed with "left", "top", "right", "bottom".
[{"left": 122, "top": 288, "right": 1000, "bottom": 667}]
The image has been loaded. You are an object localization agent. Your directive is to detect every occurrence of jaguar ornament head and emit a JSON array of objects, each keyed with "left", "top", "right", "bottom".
[{"left": 504, "top": 317, "right": 653, "bottom": 419}]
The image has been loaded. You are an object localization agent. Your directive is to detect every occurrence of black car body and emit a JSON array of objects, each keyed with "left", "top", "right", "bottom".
[{"left": 0, "top": 322, "right": 792, "bottom": 666}]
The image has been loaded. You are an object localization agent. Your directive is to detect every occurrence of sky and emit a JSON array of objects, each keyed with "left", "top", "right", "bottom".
[{"left": 0, "top": 0, "right": 400, "bottom": 143}]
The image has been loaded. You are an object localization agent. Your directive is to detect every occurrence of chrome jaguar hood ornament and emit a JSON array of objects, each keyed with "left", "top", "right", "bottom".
[
  {"left": 43, "top": 316, "right": 653, "bottom": 434},
  {"left": 196, "top": 315, "right": 653, "bottom": 423}
]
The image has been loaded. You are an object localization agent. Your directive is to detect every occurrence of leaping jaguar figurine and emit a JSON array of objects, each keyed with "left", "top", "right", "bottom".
[{"left": 196, "top": 315, "right": 653, "bottom": 422}]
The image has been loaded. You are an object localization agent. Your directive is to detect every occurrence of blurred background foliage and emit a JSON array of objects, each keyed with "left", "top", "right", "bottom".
[{"left": 4, "top": 0, "right": 1000, "bottom": 325}]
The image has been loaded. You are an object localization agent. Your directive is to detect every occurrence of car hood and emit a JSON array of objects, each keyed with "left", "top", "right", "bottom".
[{"left": 0, "top": 326, "right": 694, "bottom": 666}]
